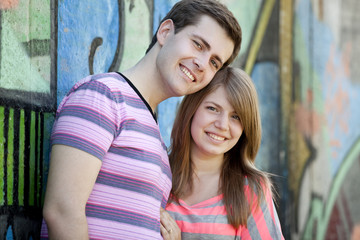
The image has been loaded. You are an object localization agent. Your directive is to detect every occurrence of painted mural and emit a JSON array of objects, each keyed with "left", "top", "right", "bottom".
[
  {"left": 0, "top": 0, "right": 359, "bottom": 239},
  {"left": 0, "top": 0, "right": 55, "bottom": 238},
  {"left": 0, "top": 0, "right": 153, "bottom": 239},
  {"left": 291, "top": 0, "right": 360, "bottom": 239}
]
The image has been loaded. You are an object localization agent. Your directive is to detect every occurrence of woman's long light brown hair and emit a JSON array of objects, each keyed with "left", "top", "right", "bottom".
[{"left": 168, "top": 67, "right": 273, "bottom": 229}]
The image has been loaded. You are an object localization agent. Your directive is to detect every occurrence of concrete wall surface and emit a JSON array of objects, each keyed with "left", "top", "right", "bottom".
[{"left": 0, "top": 0, "right": 359, "bottom": 239}]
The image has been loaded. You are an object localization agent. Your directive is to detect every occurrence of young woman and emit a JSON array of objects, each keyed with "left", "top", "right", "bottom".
[{"left": 161, "top": 67, "right": 284, "bottom": 239}]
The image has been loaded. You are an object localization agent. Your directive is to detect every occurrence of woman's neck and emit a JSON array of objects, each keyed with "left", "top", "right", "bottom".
[
  {"left": 181, "top": 152, "right": 225, "bottom": 206},
  {"left": 191, "top": 150, "right": 224, "bottom": 175}
]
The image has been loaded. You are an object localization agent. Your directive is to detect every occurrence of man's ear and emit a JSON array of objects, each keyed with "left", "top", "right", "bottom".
[{"left": 157, "top": 19, "right": 174, "bottom": 46}]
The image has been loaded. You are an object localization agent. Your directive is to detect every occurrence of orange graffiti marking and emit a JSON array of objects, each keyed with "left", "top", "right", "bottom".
[
  {"left": 0, "top": 0, "right": 18, "bottom": 9},
  {"left": 307, "top": 89, "right": 313, "bottom": 104},
  {"left": 352, "top": 223, "right": 360, "bottom": 240},
  {"left": 324, "top": 43, "right": 352, "bottom": 160},
  {"left": 319, "top": 0, "right": 323, "bottom": 20},
  {"left": 325, "top": 85, "right": 350, "bottom": 134},
  {"left": 342, "top": 42, "right": 352, "bottom": 77},
  {"left": 326, "top": 45, "right": 336, "bottom": 79},
  {"left": 330, "top": 140, "right": 341, "bottom": 147},
  {"left": 295, "top": 103, "right": 323, "bottom": 137}
]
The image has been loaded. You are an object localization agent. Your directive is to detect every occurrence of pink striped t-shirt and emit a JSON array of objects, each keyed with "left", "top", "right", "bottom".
[
  {"left": 166, "top": 182, "right": 284, "bottom": 239},
  {"left": 41, "top": 72, "right": 171, "bottom": 239}
]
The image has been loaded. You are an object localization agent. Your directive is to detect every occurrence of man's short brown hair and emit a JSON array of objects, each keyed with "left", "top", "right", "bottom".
[{"left": 146, "top": 0, "right": 242, "bottom": 67}]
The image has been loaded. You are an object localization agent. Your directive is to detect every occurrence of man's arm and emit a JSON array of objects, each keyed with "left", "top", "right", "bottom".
[{"left": 42, "top": 144, "right": 102, "bottom": 240}]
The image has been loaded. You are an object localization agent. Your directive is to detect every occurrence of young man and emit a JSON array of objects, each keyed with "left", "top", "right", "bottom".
[{"left": 41, "top": 0, "right": 242, "bottom": 239}]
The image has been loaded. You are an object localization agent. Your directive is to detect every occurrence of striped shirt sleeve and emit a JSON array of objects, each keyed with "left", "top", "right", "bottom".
[
  {"left": 241, "top": 185, "right": 284, "bottom": 239},
  {"left": 51, "top": 76, "right": 120, "bottom": 160}
]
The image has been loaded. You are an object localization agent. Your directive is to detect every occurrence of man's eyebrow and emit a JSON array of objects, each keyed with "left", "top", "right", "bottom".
[{"left": 193, "top": 34, "right": 224, "bottom": 66}]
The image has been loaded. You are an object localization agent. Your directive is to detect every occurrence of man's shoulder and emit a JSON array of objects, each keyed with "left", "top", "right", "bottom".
[
  {"left": 84, "top": 72, "right": 133, "bottom": 95},
  {"left": 71, "top": 72, "right": 126, "bottom": 90},
  {"left": 90, "top": 72, "right": 126, "bottom": 85}
]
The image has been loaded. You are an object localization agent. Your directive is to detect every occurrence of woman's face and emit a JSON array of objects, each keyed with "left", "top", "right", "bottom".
[{"left": 190, "top": 86, "right": 243, "bottom": 158}]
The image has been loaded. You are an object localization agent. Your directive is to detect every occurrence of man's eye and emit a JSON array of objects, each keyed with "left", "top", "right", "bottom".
[
  {"left": 193, "top": 40, "right": 202, "bottom": 49},
  {"left": 211, "top": 59, "right": 219, "bottom": 69}
]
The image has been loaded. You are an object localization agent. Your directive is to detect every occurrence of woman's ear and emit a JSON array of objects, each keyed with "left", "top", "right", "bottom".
[{"left": 157, "top": 19, "right": 174, "bottom": 46}]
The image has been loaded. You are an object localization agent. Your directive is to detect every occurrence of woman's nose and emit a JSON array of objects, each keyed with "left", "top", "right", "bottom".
[{"left": 214, "top": 114, "right": 229, "bottom": 131}]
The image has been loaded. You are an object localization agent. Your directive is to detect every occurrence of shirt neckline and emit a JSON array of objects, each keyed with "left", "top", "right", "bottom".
[
  {"left": 178, "top": 194, "right": 224, "bottom": 208},
  {"left": 116, "top": 72, "right": 157, "bottom": 123}
]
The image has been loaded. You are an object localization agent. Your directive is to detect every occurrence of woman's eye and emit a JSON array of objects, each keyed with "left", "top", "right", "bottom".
[
  {"left": 232, "top": 115, "right": 240, "bottom": 120},
  {"left": 206, "top": 106, "right": 216, "bottom": 111}
]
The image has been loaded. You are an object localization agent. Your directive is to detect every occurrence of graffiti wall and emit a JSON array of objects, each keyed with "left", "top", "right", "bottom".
[
  {"left": 0, "top": 0, "right": 153, "bottom": 239},
  {"left": 0, "top": 0, "right": 55, "bottom": 238},
  {"left": 0, "top": 0, "right": 359, "bottom": 239},
  {"left": 291, "top": 0, "right": 360, "bottom": 239}
]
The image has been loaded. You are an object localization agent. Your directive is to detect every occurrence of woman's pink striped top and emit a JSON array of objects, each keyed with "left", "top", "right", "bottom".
[{"left": 166, "top": 181, "right": 284, "bottom": 239}]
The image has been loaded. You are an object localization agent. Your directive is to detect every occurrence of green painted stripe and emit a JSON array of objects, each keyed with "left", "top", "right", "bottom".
[
  {"left": 303, "top": 198, "right": 323, "bottom": 239},
  {"left": 29, "top": 111, "right": 36, "bottom": 206},
  {"left": 303, "top": 138, "right": 360, "bottom": 240},
  {"left": 0, "top": 107, "right": 4, "bottom": 205},
  {"left": 7, "top": 108, "right": 14, "bottom": 205},
  {"left": 19, "top": 109, "right": 25, "bottom": 206},
  {"left": 41, "top": 112, "right": 54, "bottom": 205},
  {"left": 37, "top": 113, "right": 41, "bottom": 205},
  {"left": 319, "top": 138, "right": 360, "bottom": 239}
]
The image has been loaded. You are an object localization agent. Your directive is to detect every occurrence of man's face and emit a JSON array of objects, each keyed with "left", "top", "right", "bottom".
[{"left": 156, "top": 15, "right": 235, "bottom": 98}]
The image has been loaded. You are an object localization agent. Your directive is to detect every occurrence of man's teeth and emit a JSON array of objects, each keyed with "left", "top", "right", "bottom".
[
  {"left": 208, "top": 133, "right": 225, "bottom": 141},
  {"left": 181, "top": 67, "right": 195, "bottom": 81}
]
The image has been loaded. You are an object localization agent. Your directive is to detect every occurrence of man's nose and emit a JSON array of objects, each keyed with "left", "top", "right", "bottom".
[{"left": 193, "top": 53, "right": 210, "bottom": 71}]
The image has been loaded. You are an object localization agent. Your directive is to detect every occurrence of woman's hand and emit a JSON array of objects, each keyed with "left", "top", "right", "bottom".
[{"left": 160, "top": 207, "right": 181, "bottom": 240}]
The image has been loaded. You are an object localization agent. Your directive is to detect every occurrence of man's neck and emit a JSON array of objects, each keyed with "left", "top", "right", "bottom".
[{"left": 121, "top": 47, "right": 168, "bottom": 111}]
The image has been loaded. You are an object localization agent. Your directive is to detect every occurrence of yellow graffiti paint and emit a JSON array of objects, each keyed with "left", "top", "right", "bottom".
[{"left": 245, "top": 0, "right": 276, "bottom": 74}]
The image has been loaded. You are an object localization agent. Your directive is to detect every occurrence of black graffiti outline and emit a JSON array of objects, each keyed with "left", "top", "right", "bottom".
[{"left": 88, "top": 0, "right": 125, "bottom": 75}]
